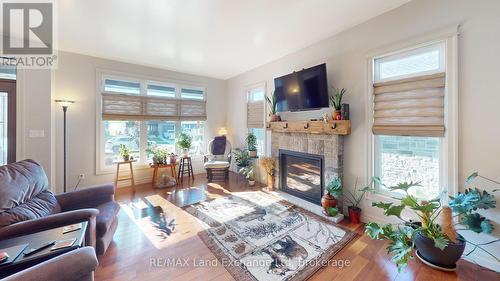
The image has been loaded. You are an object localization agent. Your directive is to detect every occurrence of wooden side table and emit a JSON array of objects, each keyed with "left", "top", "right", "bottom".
[
  {"left": 178, "top": 156, "right": 194, "bottom": 181},
  {"left": 150, "top": 160, "right": 179, "bottom": 188},
  {"left": 114, "top": 159, "right": 137, "bottom": 189}
]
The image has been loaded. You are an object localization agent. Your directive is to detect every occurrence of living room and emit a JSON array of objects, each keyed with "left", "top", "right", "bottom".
[{"left": 0, "top": 0, "right": 499, "bottom": 280}]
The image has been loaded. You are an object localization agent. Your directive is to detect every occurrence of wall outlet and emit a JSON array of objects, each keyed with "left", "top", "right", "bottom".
[{"left": 78, "top": 174, "right": 85, "bottom": 180}]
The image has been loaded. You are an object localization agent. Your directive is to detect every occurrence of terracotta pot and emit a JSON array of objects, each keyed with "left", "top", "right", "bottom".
[
  {"left": 332, "top": 110, "right": 341, "bottom": 120},
  {"left": 249, "top": 150, "right": 257, "bottom": 158},
  {"left": 266, "top": 175, "right": 275, "bottom": 191},
  {"left": 321, "top": 194, "right": 337, "bottom": 212},
  {"left": 123, "top": 155, "right": 130, "bottom": 161},
  {"left": 348, "top": 206, "right": 362, "bottom": 224},
  {"left": 270, "top": 115, "right": 279, "bottom": 122}
]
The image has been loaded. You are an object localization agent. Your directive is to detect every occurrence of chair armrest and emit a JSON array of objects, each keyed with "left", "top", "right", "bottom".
[
  {"left": 0, "top": 209, "right": 99, "bottom": 240},
  {"left": 56, "top": 184, "right": 115, "bottom": 211},
  {"left": 204, "top": 154, "right": 213, "bottom": 163},
  {"left": 4, "top": 246, "right": 98, "bottom": 281}
]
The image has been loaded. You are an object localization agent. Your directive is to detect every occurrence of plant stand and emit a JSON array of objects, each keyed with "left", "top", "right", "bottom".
[
  {"left": 114, "top": 159, "right": 137, "bottom": 189},
  {"left": 177, "top": 156, "right": 194, "bottom": 182}
]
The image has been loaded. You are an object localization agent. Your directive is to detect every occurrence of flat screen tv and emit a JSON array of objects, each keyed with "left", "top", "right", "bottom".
[{"left": 274, "top": 63, "right": 329, "bottom": 112}]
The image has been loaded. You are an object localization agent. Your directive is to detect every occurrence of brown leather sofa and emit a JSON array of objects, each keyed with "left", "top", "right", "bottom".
[{"left": 0, "top": 159, "right": 119, "bottom": 255}]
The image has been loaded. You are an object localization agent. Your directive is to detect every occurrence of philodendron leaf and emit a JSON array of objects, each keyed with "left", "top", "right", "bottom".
[
  {"left": 462, "top": 213, "right": 483, "bottom": 233},
  {"left": 365, "top": 222, "right": 384, "bottom": 239},
  {"left": 465, "top": 172, "right": 479, "bottom": 185},
  {"left": 475, "top": 189, "right": 496, "bottom": 210},
  {"left": 480, "top": 219, "right": 494, "bottom": 234},
  {"left": 388, "top": 181, "right": 421, "bottom": 192},
  {"left": 372, "top": 202, "right": 392, "bottom": 210},
  {"left": 434, "top": 235, "right": 449, "bottom": 251},
  {"left": 449, "top": 190, "right": 479, "bottom": 213},
  {"left": 372, "top": 202, "right": 406, "bottom": 219},
  {"left": 400, "top": 195, "right": 419, "bottom": 208}
]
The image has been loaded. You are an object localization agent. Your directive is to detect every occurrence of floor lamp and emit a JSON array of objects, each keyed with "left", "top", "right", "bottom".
[{"left": 55, "top": 100, "right": 75, "bottom": 193}]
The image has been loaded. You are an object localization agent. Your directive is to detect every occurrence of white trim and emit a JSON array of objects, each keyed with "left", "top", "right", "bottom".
[
  {"left": 245, "top": 81, "right": 267, "bottom": 156},
  {"left": 364, "top": 28, "right": 459, "bottom": 205}
]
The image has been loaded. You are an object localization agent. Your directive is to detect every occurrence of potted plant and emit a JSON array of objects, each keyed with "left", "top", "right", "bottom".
[
  {"left": 239, "top": 164, "right": 255, "bottom": 186},
  {"left": 168, "top": 153, "right": 177, "bottom": 163},
  {"left": 260, "top": 156, "right": 276, "bottom": 191},
  {"left": 246, "top": 133, "right": 258, "bottom": 158},
  {"left": 232, "top": 148, "right": 250, "bottom": 169},
  {"left": 365, "top": 173, "right": 498, "bottom": 272},
  {"left": 119, "top": 144, "right": 131, "bottom": 161},
  {"left": 322, "top": 177, "right": 342, "bottom": 215},
  {"left": 344, "top": 177, "right": 379, "bottom": 224},
  {"left": 329, "top": 88, "right": 346, "bottom": 120},
  {"left": 177, "top": 132, "right": 192, "bottom": 157},
  {"left": 265, "top": 91, "right": 280, "bottom": 122}
]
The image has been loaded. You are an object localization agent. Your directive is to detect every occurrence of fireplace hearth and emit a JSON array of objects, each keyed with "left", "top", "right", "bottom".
[{"left": 279, "top": 149, "right": 324, "bottom": 205}]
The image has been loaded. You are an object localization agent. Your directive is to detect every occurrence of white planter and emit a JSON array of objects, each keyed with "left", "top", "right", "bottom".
[{"left": 248, "top": 180, "right": 255, "bottom": 186}]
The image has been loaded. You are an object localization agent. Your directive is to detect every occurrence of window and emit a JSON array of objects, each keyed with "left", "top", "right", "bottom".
[
  {"left": 246, "top": 84, "right": 265, "bottom": 155},
  {"left": 98, "top": 74, "right": 207, "bottom": 171},
  {"left": 372, "top": 42, "right": 447, "bottom": 199}
]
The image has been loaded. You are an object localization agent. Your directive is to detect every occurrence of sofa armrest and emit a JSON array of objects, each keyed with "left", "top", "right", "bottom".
[
  {"left": 0, "top": 209, "right": 99, "bottom": 241},
  {"left": 4, "top": 246, "right": 98, "bottom": 281},
  {"left": 56, "top": 184, "right": 115, "bottom": 211}
]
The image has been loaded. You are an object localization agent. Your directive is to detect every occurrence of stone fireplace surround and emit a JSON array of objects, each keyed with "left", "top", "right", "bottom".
[{"left": 271, "top": 131, "right": 344, "bottom": 203}]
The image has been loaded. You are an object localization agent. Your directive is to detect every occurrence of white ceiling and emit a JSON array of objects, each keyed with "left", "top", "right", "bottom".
[{"left": 58, "top": 0, "right": 409, "bottom": 79}]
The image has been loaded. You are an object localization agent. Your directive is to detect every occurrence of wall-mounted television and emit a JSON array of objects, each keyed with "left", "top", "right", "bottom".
[{"left": 274, "top": 63, "right": 329, "bottom": 112}]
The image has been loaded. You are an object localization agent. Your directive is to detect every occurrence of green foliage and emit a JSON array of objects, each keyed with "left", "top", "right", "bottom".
[
  {"left": 246, "top": 133, "right": 257, "bottom": 151},
  {"left": 329, "top": 88, "right": 346, "bottom": 110},
  {"left": 372, "top": 202, "right": 406, "bottom": 219},
  {"left": 344, "top": 176, "right": 377, "bottom": 208},
  {"left": 239, "top": 164, "right": 255, "bottom": 181},
  {"left": 432, "top": 234, "right": 449, "bottom": 251},
  {"left": 326, "top": 177, "right": 342, "bottom": 197},
  {"left": 177, "top": 132, "right": 192, "bottom": 149},
  {"left": 449, "top": 187, "right": 496, "bottom": 234},
  {"left": 461, "top": 213, "right": 493, "bottom": 234},
  {"left": 147, "top": 145, "right": 169, "bottom": 164},
  {"left": 118, "top": 144, "right": 130, "bottom": 158},
  {"left": 232, "top": 148, "right": 250, "bottom": 167},
  {"left": 265, "top": 91, "right": 278, "bottom": 115}
]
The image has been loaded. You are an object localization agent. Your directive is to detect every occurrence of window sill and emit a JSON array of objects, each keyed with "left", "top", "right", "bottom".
[{"left": 96, "top": 157, "right": 205, "bottom": 175}]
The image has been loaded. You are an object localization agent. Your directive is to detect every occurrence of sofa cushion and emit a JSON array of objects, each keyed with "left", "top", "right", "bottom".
[
  {"left": 95, "top": 201, "right": 120, "bottom": 236},
  {"left": 204, "top": 160, "right": 230, "bottom": 169},
  {"left": 0, "top": 160, "right": 58, "bottom": 228}
]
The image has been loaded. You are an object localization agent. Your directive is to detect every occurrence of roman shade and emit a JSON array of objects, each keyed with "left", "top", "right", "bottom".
[
  {"left": 247, "top": 101, "right": 264, "bottom": 128},
  {"left": 372, "top": 72, "right": 445, "bottom": 137},
  {"left": 102, "top": 93, "right": 206, "bottom": 121}
]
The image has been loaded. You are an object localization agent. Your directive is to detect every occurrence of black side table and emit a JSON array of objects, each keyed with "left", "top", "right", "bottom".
[{"left": 177, "top": 156, "right": 194, "bottom": 181}]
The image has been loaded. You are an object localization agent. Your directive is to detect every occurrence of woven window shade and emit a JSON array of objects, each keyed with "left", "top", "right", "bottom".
[
  {"left": 247, "top": 101, "right": 264, "bottom": 128},
  {"left": 102, "top": 93, "right": 206, "bottom": 121},
  {"left": 373, "top": 72, "right": 445, "bottom": 137}
]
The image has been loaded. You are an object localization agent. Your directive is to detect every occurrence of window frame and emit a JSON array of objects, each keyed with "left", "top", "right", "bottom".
[
  {"left": 96, "top": 69, "right": 207, "bottom": 174},
  {"left": 365, "top": 32, "right": 459, "bottom": 206},
  {"left": 246, "top": 82, "right": 266, "bottom": 156}
]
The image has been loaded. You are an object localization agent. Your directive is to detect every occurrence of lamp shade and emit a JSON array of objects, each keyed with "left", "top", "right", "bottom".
[
  {"left": 55, "top": 99, "right": 75, "bottom": 108},
  {"left": 218, "top": 127, "right": 228, "bottom": 135}
]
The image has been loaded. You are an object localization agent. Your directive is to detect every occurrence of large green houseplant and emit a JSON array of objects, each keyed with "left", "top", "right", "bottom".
[{"left": 365, "top": 173, "right": 498, "bottom": 271}]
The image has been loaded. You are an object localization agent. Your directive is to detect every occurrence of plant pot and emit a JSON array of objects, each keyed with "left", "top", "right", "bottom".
[
  {"left": 182, "top": 148, "right": 189, "bottom": 157},
  {"left": 332, "top": 110, "right": 341, "bottom": 120},
  {"left": 270, "top": 114, "right": 279, "bottom": 122},
  {"left": 249, "top": 150, "right": 257, "bottom": 158},
  {"left": 266, "top": 175, "right": 275, "bottom": 191},
  {"left": 248, "top": 180, "right": 255, "bottom": 186},
  {"left": 414, "top": 232, "right": 465, "bottom": 270},
  {"left": 321, "top": 194, "right": 337, "bottom": 213},
  {"left": 348, "top": 206, "right": 362, "bottom": 224},
  {"left": 123, "top": 155, "right": 130, "bottom": 161},
  {"left": 169, "top": 156, "right": 177, "bottom": 163}
]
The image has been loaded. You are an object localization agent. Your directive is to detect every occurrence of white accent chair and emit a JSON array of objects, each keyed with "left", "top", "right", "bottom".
[{"left": 203, "top": 139, "right": 232, "bottom": 181}]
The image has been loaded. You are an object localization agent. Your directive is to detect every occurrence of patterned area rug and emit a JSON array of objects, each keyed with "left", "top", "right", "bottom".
[{"left": 184, "top": 192, "right": 356, "bottom": 281}]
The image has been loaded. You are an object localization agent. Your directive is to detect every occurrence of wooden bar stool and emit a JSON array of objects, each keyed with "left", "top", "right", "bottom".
[
  {"left": 177, "top": 156, "right": 194, "bottom": 181},
  {"left": 114, "top": 159, "right": 137, "bottom": 189}
]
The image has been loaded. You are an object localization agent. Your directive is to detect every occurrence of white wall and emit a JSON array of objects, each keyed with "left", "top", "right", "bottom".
[
  {"left": 225, "top": 0, "right": 500, "bottom": 271},
  {"left": 51, "top": 51, "right": 226, "bottom": 191}
]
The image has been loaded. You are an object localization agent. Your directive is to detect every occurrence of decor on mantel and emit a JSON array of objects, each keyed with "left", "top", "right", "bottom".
[
  {"left": 260, "top": 156, "right": 276, "bottom": 191},
  {"left": 322, "top": 177, "right": 342, "bottom": 216},
  {"left": 344, "top": 177, "right": 379, "bottom": 224},
  {"left": 266, "top": 120, "right": 351, "bottom": 135},
  {"left": 329, "top": 88, "right": 346, "bottom": 120},
  {"left": 184, "top": 191, "right": 356, "bottom": 281},
  {"left": 55, "top": 99, "right": 75, "bottom": 193},
  {"left": 265, "top": 91, "right": 280, "bottom": 122},
  {"left": 246, "top": 132, "right": 257, "bottom": 158},
  {"left": 365, "top": 173, "right": 499, "bottom": 272}
]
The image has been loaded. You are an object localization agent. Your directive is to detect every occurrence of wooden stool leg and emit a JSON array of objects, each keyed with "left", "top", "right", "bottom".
[
  {"left": 172, "top": 165, "right": 178, "bottom": 185},
  {"left": 115, "top": 163, "right": 120, "bottom": 187},
  {"left": 129, "top": 162, "right": 135, "bottom": 188},
  {"left": 189, "top": 159, "right": 194, "bottom": 179},
  {"left": 152, "top": 166, "right": 158, "bottom": 188}
]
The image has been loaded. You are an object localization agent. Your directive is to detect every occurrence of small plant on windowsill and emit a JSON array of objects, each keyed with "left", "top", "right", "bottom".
[
  {"left": 343, "top": 177, "right": 379, "bottom": 224},
  {"left": 322, "top": 177, "right": 342, "bottom": 216},
  {"left": 246, "top": 132, "right": 257, "bottom": 158},
  {"left": 365, "top": 173, "right": 499, "bottom": 272},
  {"left": 177, "top": 132, "right": 192, "bottom": 157},
  {"left": 119, "top": 144, "right": 131, "bottom": 161}
]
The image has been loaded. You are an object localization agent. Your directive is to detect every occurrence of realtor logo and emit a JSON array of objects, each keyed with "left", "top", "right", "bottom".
[{"left": 1, "top": 1, "right": 57, "bottom": 68}]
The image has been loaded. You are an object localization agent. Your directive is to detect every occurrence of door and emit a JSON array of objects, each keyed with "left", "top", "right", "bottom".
[{"left": 0, "top": 79, "right": 16, "bottom": 165}]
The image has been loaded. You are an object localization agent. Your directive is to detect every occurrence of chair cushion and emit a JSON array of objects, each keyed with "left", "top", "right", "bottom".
[
  {"left": 204, "top": 161, "right": 230, "bottom": 169},
  {"left": 0, "top": 159, "right": 58, "bottom": 228},
  {"left": 95, "top": 201, "right": 120, "bottom": 236}
]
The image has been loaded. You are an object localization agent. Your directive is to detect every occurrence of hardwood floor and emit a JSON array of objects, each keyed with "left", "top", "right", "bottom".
[{"left": 95, "top": 172, "right": 498, "bottom": 281}]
